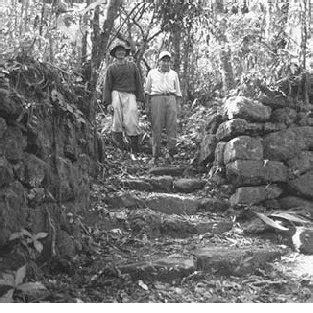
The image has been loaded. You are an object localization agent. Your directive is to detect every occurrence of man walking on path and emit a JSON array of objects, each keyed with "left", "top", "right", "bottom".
[
  {"left": 145, "top": 51, "right": 182, "bottom": 165},
  {"left": 102, "top": 42, "right": 144, "bottom": 153}
]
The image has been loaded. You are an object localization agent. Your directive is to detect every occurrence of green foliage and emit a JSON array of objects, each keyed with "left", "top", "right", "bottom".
[
  {"left": 9, "top": 229, "right": 48, "bottom": 259},
  {"left": 0, "top": 265, "right": 46, "bottom": 303}
]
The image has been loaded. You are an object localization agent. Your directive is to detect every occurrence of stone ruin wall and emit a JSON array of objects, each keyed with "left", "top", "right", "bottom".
[
  {"left": 199, "top": 95, "right": 313, "bottom": 218},
  {"left": 0, "top": 66, "right": 99, "bottom": 259}
]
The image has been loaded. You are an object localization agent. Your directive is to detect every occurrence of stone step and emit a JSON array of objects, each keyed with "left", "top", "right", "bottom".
[
  {"left": 120, "top": 177, "right": 207, "bottom": 193},
  {"left": 118, "top": 257, "right": 194, "bottom": 282},
  {"left": 194, "top": 245, "right": 288, "bottom": 276},
  {"left": 148, "top": 166, "right": 187, "bottom": 177},
  {"left": 105, "top": 191, "right": 230, "bottom": 215},
  {"left": 127, "top": 209, "right": 233, "bottom": 239},
  {"left": 117, "top": 245, "right": 288, "bottom": 282}
]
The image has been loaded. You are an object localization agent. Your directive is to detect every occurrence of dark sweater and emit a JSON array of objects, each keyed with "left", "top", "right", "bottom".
[{"left": 102, "top": 61, "right": 144, "bottom": 107}]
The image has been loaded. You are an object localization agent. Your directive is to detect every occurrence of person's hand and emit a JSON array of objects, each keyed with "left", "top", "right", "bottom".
[{"left": 107, "top": 104, "right": 114, "bottom": 115}]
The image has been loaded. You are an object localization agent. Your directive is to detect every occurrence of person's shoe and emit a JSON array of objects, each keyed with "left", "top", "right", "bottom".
[{"left": 112, "top": 132, "right": 124, "bottom": 149}]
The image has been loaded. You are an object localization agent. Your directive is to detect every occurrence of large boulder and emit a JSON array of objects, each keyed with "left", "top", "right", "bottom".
[
  {"left": 226, "top": 160, "right": 287, "bottom": 187},
  {"left": 224, "top": 96, "right": 272, "bottom": 122},
  {"left": 230, "top": 185, "right": 283, "bottom": 205},
  {"left": 223, "top": 136, "right": 263, "bottom": 164}
]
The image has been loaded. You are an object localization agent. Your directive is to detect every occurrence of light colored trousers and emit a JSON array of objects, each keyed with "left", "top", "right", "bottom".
[
  {"left": 150, "top": 94, "right": 177, "bottom": 157},
  {"left": 111, "top": 90, "right": 139, "bottom": 136}
]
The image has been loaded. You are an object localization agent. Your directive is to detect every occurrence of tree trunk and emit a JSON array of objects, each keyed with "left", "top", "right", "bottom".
[
  {"left": 90, "top": 0, "right": 122, "bottom": 92},
  {"left": 171, "top": 22, "right": 181, "bottom": 73},
  {"left": 220, "top": 44, "right": 235, "bottom": 92},
  {"left": 89, "top": 0, "right": 122, "bottom": 163}
]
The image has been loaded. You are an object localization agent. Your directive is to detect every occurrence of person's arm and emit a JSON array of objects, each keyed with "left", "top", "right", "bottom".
[
  {"left": 144, "top": 71, "right": 152, "bottom": 116},
  {"left": 133, "top": 63, "right": 145, "bottom": 102},
  {"left": 174, "top": 72, "right": 182, "bottom": 114}
]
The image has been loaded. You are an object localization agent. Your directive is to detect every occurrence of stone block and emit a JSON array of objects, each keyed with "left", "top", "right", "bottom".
[
  {"left": 198, "top": 134, "right": 217, "bottom": 164},
  {"left": 3, "top": 126, "right": 27, "bottom": 163},
  {"left": 121, "top": 179, "right": 153, "bottom": 192},
  {"left": 215, "top": 142, "right": 226, "bottom": 165},
  {"left": 148, "top": 166, "right": 186, "bottom": 177},
  {"left": 288, "top": 151, "right": 313, "bottom": 179},
  {"left": 263, "top": 127, "right": 313, "bottom": 161},
  {"left": 223, "top": 136, "right": 263, "bottom": 164},
  {"left": 145, "top": 193, "right": 201, "bottom": 215},
  {"left": 199, "top": 198, "right": 230, "bottom": 212},
  {"left": 230, "top": 185, "right": 283, "bottom": 205},
  {"left": 119, "top": 257, "right": 195, "bottom": 282},
  {"left": 224, "top": 96, "right": 272, "bottom": 122},
  {"left": 264, "top": 122, "right": 286, "bottom": 133},
  {"left": 106, "top": 192, "right": 145, "bottom": 209},
  {"left": 195, "top": 221, "right": 233, "bottom": 235},
  {"left": 226, "top": 160, "right": 287, "bottom": 187},
  {"left": 289, "top": 170, "right": 313, "bottom": 200},
  {"left": 216, "top": 119, "right": 263, "bottom": 141},
  {"left": 194, "top": 246, "right": 286, "bottom": 276},
  {"left": 145, "top": 176, "right": 173, "bottom": 192},
  {"left": 173, "top": 178, "right": 206, "bottom": 193},
  {"left": 271, "top": 107, "right": 297, "bottom": 126},
  {"left": 258, "top": 95, "right": 290, "bottom": 109},
  {"left": 278, "top": 196, "right": 313, "bottom": 218}
]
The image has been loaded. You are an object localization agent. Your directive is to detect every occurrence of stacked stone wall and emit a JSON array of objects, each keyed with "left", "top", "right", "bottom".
[
  {"left": 199, "top": 95, "right": 313, "bottom": 217},
  {"left": 0, "top": 64, "right": 99, "bottom": 259}
]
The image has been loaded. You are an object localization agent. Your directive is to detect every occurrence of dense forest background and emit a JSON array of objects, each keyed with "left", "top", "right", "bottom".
[{"left": 1, "top": 0, "right": 312, "bottom": 108}]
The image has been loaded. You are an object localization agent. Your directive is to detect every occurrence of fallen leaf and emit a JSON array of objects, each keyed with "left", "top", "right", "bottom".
[{"left": 138, "top": 280, "right": 149, "bottom": 291}]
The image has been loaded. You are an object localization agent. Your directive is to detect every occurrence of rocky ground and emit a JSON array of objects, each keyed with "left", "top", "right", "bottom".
[
  {"left": 2, "top": 103, "right": 313, "bottom": 303},
  {"left": 38, "top": 104, "right": 313, "bottom": 303}
]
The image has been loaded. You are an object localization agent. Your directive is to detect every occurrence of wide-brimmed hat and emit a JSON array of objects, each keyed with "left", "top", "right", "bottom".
[
  {"left": 158, "top": 50, "right": 171, "bottom": 61},
  {"left": 110, "top": 43, "right": 131, "bottom": 57}
]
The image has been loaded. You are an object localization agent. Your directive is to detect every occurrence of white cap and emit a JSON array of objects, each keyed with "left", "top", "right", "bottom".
[{"left": 159, "top": 51, "right": 171, "bottom": 61}]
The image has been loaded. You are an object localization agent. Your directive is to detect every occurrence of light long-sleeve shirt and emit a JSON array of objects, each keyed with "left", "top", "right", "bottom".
[
  {"left": 145, "top": 68, "right": 182, "bottom": 97},
  {"left": 103, "top": 61, "right": 144, "bottom": 107}
]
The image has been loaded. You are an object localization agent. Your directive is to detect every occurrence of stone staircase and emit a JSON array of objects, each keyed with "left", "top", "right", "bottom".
[{"left": 99, "top": 165, "right": 288, "bottom": 283}]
